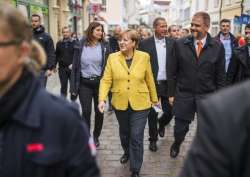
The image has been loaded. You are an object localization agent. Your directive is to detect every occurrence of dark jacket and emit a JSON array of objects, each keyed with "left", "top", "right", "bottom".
[
  {"left": 70, "top": 39, "right": 110, "bottom": 94},
  {"left": 138, "top": 36, "right": 175, "bottom": 82},
  {"left": 214, "top": 32, "right": 238, "bottom": 49},
  {"left": 33, "top": 26, "right": 56, "bottom": 70},
  {"left": 55, "top": 38, "right": 75, "bottom": 67},
  {"left": 215, "top": 32, "right": 238, "bottom": 73},
  {"left": 168, "top": 34, "right": 226, "bottom": 97},
  {"left": 109, "top": 36, "right": 120, "bottom": 53},
  {"left": 0, "top": 70, "right": 100, "bottom": 177},
  {"left": 179, "top": 80, "right": 250, "bottom": 177},
  {"left": 138, "top": 36, "right": 175, "bottom": 97},
  {"left": 227, "top": 45, "right": 250, "bottom": 84}
]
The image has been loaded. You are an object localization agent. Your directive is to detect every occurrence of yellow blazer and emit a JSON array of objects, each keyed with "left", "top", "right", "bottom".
[{"left": 99, "top": 50, "right": 158, "bottom": 111}]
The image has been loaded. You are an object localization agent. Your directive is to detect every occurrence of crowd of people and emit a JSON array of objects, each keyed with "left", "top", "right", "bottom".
[{"left": 1, "top": 1, "right": 250, "bottom": 177}]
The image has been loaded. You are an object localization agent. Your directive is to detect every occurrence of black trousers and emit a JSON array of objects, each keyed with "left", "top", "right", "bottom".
[
  {"left": 174, "top": 117, "right": 192, "bottom": 146},
  {"left": 58, "top": 66, "right": 71, "bottom": 97},
  {"left": 148, "top": 81, "right": 173, "bottom": 142},
  {"left": 78, "top": 78, "right": 103, "bottom": 138},
  {"left": 115, "top": 107, "right": 149, "bottom": 173}
]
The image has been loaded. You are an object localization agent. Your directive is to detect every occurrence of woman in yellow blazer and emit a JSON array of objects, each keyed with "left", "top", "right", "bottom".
[{"left": 98, "top": 30, "right": 158, "bottom": 177}]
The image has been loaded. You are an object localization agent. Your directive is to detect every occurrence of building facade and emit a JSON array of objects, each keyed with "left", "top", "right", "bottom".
[{"left": 3, "top": 0, "right": 88, "bottom": 42}]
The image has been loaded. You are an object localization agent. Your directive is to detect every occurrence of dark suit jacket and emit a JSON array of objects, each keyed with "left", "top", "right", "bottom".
[
  {"left": 70, "top": 38, "right": 110, "bottom": 94},
  {"left": 179, "top": 80, "right": 250, "bottom": 177},
  {"left": 227, "top": 45, "right": 250, "bottom": 84},
  {"left": 214, "top": 32, "right": 238, "bottom": 73},
  {"left": 138, "top": 36, "right": 175, "bottom": 97},
  {"left": 168, "top": 34, "right": 226, "bottom": 120}
]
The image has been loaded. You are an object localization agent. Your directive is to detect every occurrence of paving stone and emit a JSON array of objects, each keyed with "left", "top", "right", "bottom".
[{"left": 47, "top": 74, "right": 197, "bottom": 177}]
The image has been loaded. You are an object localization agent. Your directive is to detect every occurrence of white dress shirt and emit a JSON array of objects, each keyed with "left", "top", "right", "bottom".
[{"left": 154, "top": 35, "right": 167, "bottom": 81}]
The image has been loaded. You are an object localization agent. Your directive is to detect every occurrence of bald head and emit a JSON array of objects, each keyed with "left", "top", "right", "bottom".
[{"left": 113, "top": 26, "right": 122, "bottom": 38}]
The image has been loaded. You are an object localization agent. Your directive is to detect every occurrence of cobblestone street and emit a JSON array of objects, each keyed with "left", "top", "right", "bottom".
[{"left": 47, "top": 74, "right": 197, "bottom": 177}]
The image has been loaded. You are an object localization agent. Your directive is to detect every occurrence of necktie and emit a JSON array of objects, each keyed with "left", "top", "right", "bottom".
[{"left": 196, "top": 40, "right": 203, "bottom": 58}]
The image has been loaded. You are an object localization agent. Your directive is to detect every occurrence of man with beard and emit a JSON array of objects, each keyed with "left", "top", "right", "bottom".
[
  {"left": 109, "top": 25, "right": 122, "bottom": 53},
  {"left": 227, "top": 24, "right": 250, "bottom": 84},
  {"left": 31, "top": 14, "right": 55, "bottom": 87},
  {"left": 215, "top": 19, "right": 238, "bottom": 73},
  {"left": 167, "top": 12, "right": 226, "bottom": 158}
]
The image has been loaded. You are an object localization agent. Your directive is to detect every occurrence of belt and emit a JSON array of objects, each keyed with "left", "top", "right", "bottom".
[
  {"left": 81, "top": 76, "right": 101, "bottom": 81},
  {"left": 157, "top": 80, "right": 167, "bottom": 85}
]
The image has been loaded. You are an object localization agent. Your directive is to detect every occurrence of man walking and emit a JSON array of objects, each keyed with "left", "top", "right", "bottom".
[
  {"left": 139, "top": 17, "right": 174, "bottom": 152},
  {"left": 215, "top": 19, "right": 238, "bottom": 73},
  {"left": 55, "top": 26, "right": 75, "bottom": 98},
  {"left": 227, "top": 24, "right": 250, "bottom": 84},
  {"left": 31, "top": 14, "right": 55, "bottom": 87},
  {"left": 168, "top": 12, "right": 226, "bottom": 158}
]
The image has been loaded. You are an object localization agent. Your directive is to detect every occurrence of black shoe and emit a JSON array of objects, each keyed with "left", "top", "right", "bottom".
[
  {"left": 149, "top": 141, "right": 157, "bottom": 152},
  {"left": 120, "top": 154, "right": 129, "bottom": 164},
  {"left": 131, "top": 171, "right": 140, "bottom": 177},
  {"left": 170, "top": 143, "right": 180, "bottom": 158},
  {"left": 158, "top": 126, "right": 165, "bottom": 137},
  {"left": 94, "top": 137, "right": 100, "bottom": 147}
]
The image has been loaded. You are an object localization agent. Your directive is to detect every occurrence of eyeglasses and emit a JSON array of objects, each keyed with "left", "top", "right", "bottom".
[{"left": 0, "top": 39, "right": 22, "bottom": 47}]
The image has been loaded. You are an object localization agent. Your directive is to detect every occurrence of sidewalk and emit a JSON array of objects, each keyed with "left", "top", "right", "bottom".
[{"left": 47, "top": 74, "right": 197, "bottom": 177}]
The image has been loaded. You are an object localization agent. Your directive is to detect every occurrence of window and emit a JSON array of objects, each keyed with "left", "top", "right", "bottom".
[
  {"left": 196, "top": 0, "right": 199, "bottom": 11},
  {"left": 214, "top": 0, "right": 219, "bottom": 8},
  {"left": 184, "top": 7, "right": 190, "bottom": 21},
  {"left": 205, "top": 0, "right": 209, "bottom": 10},
  {"left": 223, "top": 0, "right": 231, "bottom": 5}
]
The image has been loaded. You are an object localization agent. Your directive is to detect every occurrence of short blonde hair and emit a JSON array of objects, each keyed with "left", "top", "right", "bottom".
[{"left": 119, "top": 29, "right": 139, "bottom": 48}]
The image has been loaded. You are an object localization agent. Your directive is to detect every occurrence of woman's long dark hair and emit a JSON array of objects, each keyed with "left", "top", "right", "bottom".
[{"left": 85, "top": 21, "right": 105, "bottom": 46}]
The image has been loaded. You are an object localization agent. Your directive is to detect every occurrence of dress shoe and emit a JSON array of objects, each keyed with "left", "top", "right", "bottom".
[
  {"left": 149, "top": 141, "right": 157, "bottom": 152},
  {"left": 94, "top": 137, "right": 100, "bottom": 147},
  {"left": 158, "top": 126, "right": 165, "bottom": 137},
  {"left": 131, "top": 171, "right": 140, "bottom": 177},
  {"left": 120, "top": 154, "right": 129, "bottom": 164},
  {"left": 170, "top": 143, "right": 180, "bottom": 158}
]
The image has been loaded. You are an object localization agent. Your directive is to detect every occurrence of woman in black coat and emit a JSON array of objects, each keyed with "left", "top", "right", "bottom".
[
  {"left": 70, "top": 22, "right": 109, "bottom": 147},
  {"left": 0, "top": 4, "right": 100, "bottom": 177}
]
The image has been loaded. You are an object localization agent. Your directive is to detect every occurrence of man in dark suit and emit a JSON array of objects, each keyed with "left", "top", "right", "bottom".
[
  {"left": 139, "top": 17, "right": 174, "bottom": 152},
  {"left": 227, "top": 24, "right": 250, "bottom": 85},
  {"left": 168, "top": 11, "right": 226, "bottom": 158}
]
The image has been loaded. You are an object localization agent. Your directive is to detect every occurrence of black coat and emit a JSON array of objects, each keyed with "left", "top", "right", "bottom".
[
  {"left": 179, "top": 80, "right": 250, "bottom": 177},
  {"left": 109, "top": 36, "right": 120, "bottom": 53},
  {"left": 227, "top": 45, "right": 250, "bottom": 84},
  {"left": 138, "top": 36, "right": 175, "bottom": 97},
  {"left": 168, "top": 34, "right": 226, "bottom": 120},
  {"left": 55, "top": 38, "right": 75, "bottom": 67},
  {"left": 214, "top": 32, "right": 238, "bottom": 73},
  {"left": 33, "top": 26, "right": 56, "bottom": 70},
  {"left": 214, "top": 32, "right": 238, "bottom": 49},
  {"left": 0, "top": 71, "right": 100, "bottom": 177},
  {"left": 70, "top": 39, "right": 110, "bottom": 94}
]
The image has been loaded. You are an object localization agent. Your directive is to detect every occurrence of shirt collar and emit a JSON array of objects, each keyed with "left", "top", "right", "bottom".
[
  {"left": 220, "top": 33, "right": 231, "bottom": 40},
  {"left": 194, "top": 34, "right": 207, "bottom": 47},
  {"left": 154, "top": 34, "right": 165, "bottom": 43}
]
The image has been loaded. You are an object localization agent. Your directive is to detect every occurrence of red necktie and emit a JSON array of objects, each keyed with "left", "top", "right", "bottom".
[{"left": 196, "top": 40, "right": 203, "bottom": 57}]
